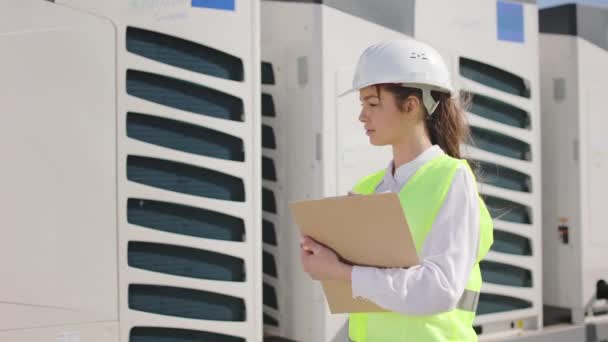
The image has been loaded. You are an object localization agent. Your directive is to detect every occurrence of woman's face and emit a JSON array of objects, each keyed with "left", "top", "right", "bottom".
[{"left": 358, "top": 85, "right": 407, "bottom": 146}]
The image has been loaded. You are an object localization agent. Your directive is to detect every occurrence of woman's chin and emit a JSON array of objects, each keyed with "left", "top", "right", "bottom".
[{"left": 368, "top": 137, "right": 385, "bottom": 146}]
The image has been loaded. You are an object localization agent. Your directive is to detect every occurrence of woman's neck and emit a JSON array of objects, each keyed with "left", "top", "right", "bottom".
[{"left": 391, "top": 134, "right": 433, "bottom": 175}]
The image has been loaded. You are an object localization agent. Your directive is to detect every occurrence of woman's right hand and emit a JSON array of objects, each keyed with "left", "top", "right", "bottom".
[{"left": 300, "top": 236, "right": 352, "bottom": 282}]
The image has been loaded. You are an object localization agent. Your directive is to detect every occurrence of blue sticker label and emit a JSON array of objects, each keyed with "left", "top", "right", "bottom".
[
  {"left": 192, "top": 0, "right": 235, "bottom": 11},
  {"left": 497, "top": 1, "right": 524, "bottom": 43}
]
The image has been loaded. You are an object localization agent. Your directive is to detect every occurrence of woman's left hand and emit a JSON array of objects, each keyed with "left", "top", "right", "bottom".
[{"left": 300, "top": 236, "right": 352, "bottom": 282}]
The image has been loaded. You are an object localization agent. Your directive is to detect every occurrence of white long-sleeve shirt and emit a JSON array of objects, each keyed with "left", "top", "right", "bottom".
[{"left": 351, "top": 145, "right": 480, "bottom": 316}]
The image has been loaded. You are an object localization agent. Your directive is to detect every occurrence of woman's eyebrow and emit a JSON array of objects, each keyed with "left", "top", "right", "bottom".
[{"left": 360, "top": 95, "right": 379, "bottom": 101}]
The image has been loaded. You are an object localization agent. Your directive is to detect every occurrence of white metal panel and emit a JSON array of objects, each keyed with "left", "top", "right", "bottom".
[
  {"left": 577, "top": 38, "right": 608, "bottom": 313},
  {"left": 260, "top": 3, "right": 324, "bottom": 340},
  {"left": 322, "top": 6, "right": 400, "bottom": 341},
  {"left": 539, "top": 33, "right": 583, "bottom": 311},
  {"left": 540, "top": 6, "right": 608, "bottom": 324},
  {"left": 0, "top": 0, "right": 118, "bottom": 334},
  {"left": 0, "top": 321, "right": 118, "bottom": 342}
]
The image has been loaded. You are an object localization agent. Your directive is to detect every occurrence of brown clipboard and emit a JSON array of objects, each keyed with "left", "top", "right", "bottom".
[{"left": 289, "top": 192, "right": 420, "bottom": 313}]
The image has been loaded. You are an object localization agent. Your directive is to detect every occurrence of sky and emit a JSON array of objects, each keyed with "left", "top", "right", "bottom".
[{"left": 538, "top": 0, "right": 608, "bottom": 8}]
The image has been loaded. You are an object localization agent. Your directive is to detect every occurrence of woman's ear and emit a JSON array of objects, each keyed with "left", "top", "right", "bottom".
[{"left": 404, "top": 95, "right": 421, "bottom": 114}]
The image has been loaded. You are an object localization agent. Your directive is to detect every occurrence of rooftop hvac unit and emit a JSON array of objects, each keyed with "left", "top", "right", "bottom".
[
  {"left": 261, "top": 0, "right": 542, "bottom": 340},
  {"left": 0, "top": 0, "right": 262, "bottom": 341},
  {"left": 261, "top": 0, "right": 407, "bottom": 340},
  {"left": 416, "top": 0, "right": 543, "bottom": 337},
  {"left": 540, "top": 3, "right": 608, "bottom": 325}
]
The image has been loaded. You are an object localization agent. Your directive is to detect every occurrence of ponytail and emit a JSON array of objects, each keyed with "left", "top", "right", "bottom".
[{"left": 426, "top": 91, "right": 471, "bottom": 159}]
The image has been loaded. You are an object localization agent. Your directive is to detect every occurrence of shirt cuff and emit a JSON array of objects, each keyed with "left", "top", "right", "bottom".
[{"left": 351, "top": 265, "right": 375, "bottom": 300}]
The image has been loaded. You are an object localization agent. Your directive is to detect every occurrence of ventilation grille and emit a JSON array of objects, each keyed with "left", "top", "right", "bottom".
[
  {"left": 123, "top": 26, "right": 252, "bottom": 340},
  {"left": 261, "top": 61, "right": 282, "bottom": 335},
  {"left": 126, "top": 27, "right": 244, "bottom": 81},
  {"left": 460, "top": 55, "right": 538, "bottom": 329}
]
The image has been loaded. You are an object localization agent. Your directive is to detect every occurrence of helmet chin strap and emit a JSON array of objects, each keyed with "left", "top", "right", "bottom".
[
  {"left": 422, "top": 87, "right": 440, "bottom": 116},
  {"left": 402, "top": 83, "right": 440, "bottom": 116}
]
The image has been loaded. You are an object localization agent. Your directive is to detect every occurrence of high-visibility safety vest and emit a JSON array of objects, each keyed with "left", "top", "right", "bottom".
[{"left": 349, "top": 154, "right": 494, "bottom": 342}]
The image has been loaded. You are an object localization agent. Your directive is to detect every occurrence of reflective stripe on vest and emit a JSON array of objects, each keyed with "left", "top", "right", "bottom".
[
  {"left": 349, "top": 154, "right": 494, "bottom": 342},
  {"left": 458, "top": 289, "right": 480, "bottom": 312}
]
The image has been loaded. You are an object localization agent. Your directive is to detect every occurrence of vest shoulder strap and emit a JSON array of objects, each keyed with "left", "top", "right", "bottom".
[{"left": 352, "top": 169, "right": 385, "bottom": 195}]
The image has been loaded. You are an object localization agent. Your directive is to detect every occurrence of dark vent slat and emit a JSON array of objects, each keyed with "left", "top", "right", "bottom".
[
  {"left": 127, "top": 112, "right": 244, "bottom": 161},
  {"left": 127, "top": 70, "right": 243, "bottom": 121},
  {"left": 480, "top": 260, "right": 532, "bottom": 287},
  {"left": 477, "top": 293, "right": 532, "bottom": 315},
  {"left": 131, "top": 327, "right": 244, "bottom": 342},
  {"left": 262, "top": 93, "right": 276, "bottom": 117},
  {"left": 263, "top": 251, "right": 278, "bottom": 277},
  {"left": 129, "top": 284, "right": 245, "bottom": 321},
  {"left": 484, "top": 195, "right": 531, "bottom": 224},
  {"left": 127, "top": 156, "right": 245, "bottom": 201},
  {"left": 262, "top": 125, "right": 277, "bottom": 149},
  {"left": 263, "top": 188, "right": 277, "bottom": 213},
  {"left": 474, "top": 160, "right": 531, "bottom": 192},
  {"left": 263, "top": 220, "right": 277, "bottom": 246},
  {"left": 128, "top": 241, "right": 245, "bottom": 281},
  {"left": 262, "top": 62, "right": 276, "bottom": 85},
  {"left": 127, "top": 199, "right": 244, "bottom": 241},
  {"left": 491, "top": 230, "right": 532, "bottom": 256},
  {"left": 460, "top": 57, "right": 530, "bottom": 98},
  {"left": 262, "top": 157, "right": 277, "bottom": 181},
  {"left": 263, "top": 283, "right": 278, "bottom": 310},
  {"left": 264, "top": 314, "right": 279, "bottom": 327},
  {"left": 471, "top": 126, "right": 531, "bottom": 161},
  {"left": 468, "top": 92, "right": 530, "bottom": 129},
  {"left": 127, "top": 27, "right": 243, "bottom": 81}
]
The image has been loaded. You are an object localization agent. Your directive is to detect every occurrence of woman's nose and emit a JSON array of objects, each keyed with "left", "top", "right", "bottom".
[{"left": 359, "top": 109, "right": 366, "bottom": 123}]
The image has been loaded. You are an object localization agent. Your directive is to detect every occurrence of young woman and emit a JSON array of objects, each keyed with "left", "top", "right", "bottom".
[{"left": 300, "top": 39, "right": 494, "bottom": 341}]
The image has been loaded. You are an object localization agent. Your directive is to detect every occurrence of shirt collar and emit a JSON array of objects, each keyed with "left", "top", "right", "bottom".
[{"left": 382, "top": 145, "right": 445, "bottom": 188}]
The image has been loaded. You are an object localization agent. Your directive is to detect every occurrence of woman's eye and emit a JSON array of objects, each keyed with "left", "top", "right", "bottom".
[{"left": 360, "top": 102, "right": 378, "bottom": 108}]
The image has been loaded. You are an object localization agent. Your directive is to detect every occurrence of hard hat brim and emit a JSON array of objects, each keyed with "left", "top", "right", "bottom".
[
  {"left": 337, "top": 82, "right": 452, "bottom": 98},
  {"left": 338, "top": 87, "right": 358, "bottom": 98}
]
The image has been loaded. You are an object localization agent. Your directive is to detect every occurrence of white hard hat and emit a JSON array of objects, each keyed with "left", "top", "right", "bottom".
[{"left": 340, "top": 39, "right": 454, "bottom": 115}]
